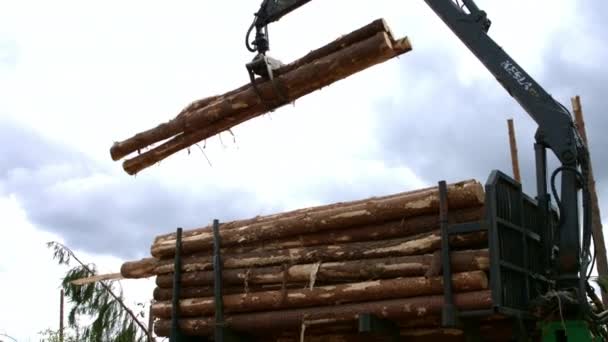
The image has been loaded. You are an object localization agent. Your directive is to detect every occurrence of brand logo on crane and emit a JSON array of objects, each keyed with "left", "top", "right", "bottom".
[{"left": 501, "top": 60, "right": 539, "bottom": 97}]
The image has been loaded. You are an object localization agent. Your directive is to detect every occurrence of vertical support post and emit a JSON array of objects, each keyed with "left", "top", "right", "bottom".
[
  {"left": 507, "top": 118, "right": 521, "bottom": 183},
  {"left": 438, "top": 180, "right": 458, "bottom": 327},
  {"left": 148, "top": 301, "right": 155, "bottom": 342},
  {"left": 171, "top": 227, "right": 183, "bottom": 342},
  {"left": 558, "top": 167, "right": 581, "bottom": 288},
  {"left": 535, "top": 143, "right": 555, "bottom": 276},
  {"left": 60, "top": 289, "right": 64, "bottom": 342},
  {"left": 213, "top": 219, "right": 225, "bottom": 342},
  {"left": 572, "top": 95, "right": 608, "bottom": 307}
]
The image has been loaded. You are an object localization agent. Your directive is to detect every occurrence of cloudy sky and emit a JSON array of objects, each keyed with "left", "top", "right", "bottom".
[{"left": 1, "top": 0, "right": 607, "bottom": 340}]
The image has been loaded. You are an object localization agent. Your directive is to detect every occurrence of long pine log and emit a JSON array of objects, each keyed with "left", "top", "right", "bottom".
[
  {"left": 120, "top": 29, "right": 412, "bottom": 175},
  {"left": 110, "top": 19, "right": 394, "bottom": 162},
  {"left": 153, "top": 290, "right": 492, "bottom": 336},
  {"left": 142, "top": 230, "right": 488, "bottom": 277},
  {"left": 149, "top": 179, "right": 483, "bottom": 258},
  {"left": 155, "top": 249, "right": 489, "bottom": 288},
  {"left": 152, "top": 182, "right": 450, "bottom": 245},
  {"left": 151, "top": 271, "right": 487, "bottom": 318}
]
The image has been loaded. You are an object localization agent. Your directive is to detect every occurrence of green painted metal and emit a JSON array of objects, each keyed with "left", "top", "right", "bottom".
[{"left": 541, "top": 321, "right": 599, "bottom": 342}]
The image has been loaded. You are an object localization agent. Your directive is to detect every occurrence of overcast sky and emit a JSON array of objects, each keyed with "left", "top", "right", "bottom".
[{"left": 1, "top": 0, "right": 607, "bottom": 340}]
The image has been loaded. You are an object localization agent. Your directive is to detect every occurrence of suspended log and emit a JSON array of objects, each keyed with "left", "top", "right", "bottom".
[
  {"left": 110, "top": 19, "right": 394, "bottom": 161},
  {"left": 116, "top": 24, "right": 413, "bottom": 175},
  {"left": 149, "top": 179, "right": 483, "bottom": 258},
  {"left": 153, "top": 290, "right": 492, "bottom": 336},
  {"left": 155, "top": 249, "right": 489, "bottom": 288},
  {"left": 148, "top": 230, "right": 487, "bottom": 276},
  {"left": 151, "top": 271, "right": 488, "bottom": 318}
]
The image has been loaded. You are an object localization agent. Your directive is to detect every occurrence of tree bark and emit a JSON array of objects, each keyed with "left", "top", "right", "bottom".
[
  {"left": 155, "top": 249, "right": 489, "bottom": 288},
  {"left": 151, "top": 271, "right": 487, "bottom": 318},
  {"left": 120, "top": 30, "right": 412, "bottom": 175},
  {"left": 153, "top": 290, "right": 492, "bottom": 336},
  {"left": 109, "top": 19, "right": 393, "bottom": 162},
  {"left": 226, "top": 206, "right": 483, "bottom": 255},
  {"left": 572, "top": 95, "right": 608, "bottom": 307},
  {"left": 148, "top": 231, "right": 488, "bottom": 276},
  {"left": 153, "top": 182, "right": 446, "bottom": 245},
  {"left": 153, "top": 282, "right": 308, "bottom": 301},
  {"left": 507, "top": 118, "right": 521, "bottom": 183},
  {"left": 149, "top": 179, "right": 484, "bottom": 258}
]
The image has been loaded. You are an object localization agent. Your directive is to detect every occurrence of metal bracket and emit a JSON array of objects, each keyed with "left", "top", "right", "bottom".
[{"left": 358, "top": 313, "right": 400, "bottom": 341}]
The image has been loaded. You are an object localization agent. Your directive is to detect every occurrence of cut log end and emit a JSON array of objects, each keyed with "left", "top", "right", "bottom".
[{"left": 392, "top": 37, "right": 412, "bottom": 53}]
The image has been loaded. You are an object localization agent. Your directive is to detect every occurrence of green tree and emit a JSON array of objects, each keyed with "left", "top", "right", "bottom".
[
  {"left": 38, "top": 328, "right": 79, "bottom": 342},
  {"left": 47, "top": 241, "right": 152, "bottom": 342}
]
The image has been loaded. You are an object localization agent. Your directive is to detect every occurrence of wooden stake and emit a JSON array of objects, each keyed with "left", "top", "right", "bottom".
[
  {"left": 60, "top": 289, "right": 64, "bottom": 342},
  {"left": 148, "top": 302, "right": 155, "bottom": 342},
  {"left": 571, "top": 95, "right": 608, "bottom": 307},
  {"left": 507, "top": 118, "right": 521, "bottom": 183}
]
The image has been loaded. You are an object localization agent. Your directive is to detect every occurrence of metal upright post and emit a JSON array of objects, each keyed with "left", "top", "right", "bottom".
[
  {"left": 171, "top": 228, "right": 183, "bottom": 342},
  {"left": 439, "top": 180, "right": 458, "bottom": 327},
  {"left": 213, "top": 219, "right": 225, "bottom": 342}
]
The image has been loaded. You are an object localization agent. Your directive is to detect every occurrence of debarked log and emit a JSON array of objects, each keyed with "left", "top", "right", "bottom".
[
  {"left": 119, "top": 26, "right": 413, "bottom": 175},
  {"left": 149, "top": 179, "right": 484, "bottom": 258},
  {"left": 109, "top": 19, "right": 395, "bottom": 162},
  {"left": 151, "top": 271, "right": 488, "bottom": 318},
  {"left": 153, "top": 290, "right": 493, "bottom": 336},
  {"left": 155, "top": 249, "right": 489, "bottom": 288},
  {"left": 152, "top": 230, "right": 488, "bottom": 275},
  {"left": 121, "top": 230, "right": 488, "bottom": 278}
]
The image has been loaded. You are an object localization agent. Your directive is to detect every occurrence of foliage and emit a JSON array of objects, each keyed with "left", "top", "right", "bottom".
[
  {"left": 596, "top": 275, "right": 608, "bottom": 294},
  {"left": 47, "top": 241, "right": 150, "bottom": 342},
  {"left": 38, "top": 328, "right": 79, "bottom": 342}
]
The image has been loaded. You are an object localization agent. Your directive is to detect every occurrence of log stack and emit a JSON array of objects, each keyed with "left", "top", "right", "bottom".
[
  {"left": 108, "top": 18, "right": 413, "bottom": 175},
  {"left": 117, "top": 179, "right": 496, "bottom": 339}
]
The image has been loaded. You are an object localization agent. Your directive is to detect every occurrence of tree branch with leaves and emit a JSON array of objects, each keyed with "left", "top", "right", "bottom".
[{"left": 47, "top": 241, "right": 153, "bottom": 342}]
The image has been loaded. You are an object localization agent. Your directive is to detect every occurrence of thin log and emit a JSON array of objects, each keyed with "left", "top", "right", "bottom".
[
  {"left": 149, "top": 230, "right": 488, "bottom": 276},
  {"left": 507, "top": 118, "right": 521, "bottom": 183},
  {"left": 70, "top": 273, "right": 123, "bottom": 286},
  {"left": 155, "top": 249, "right": 489, "bottom": 288},
  {"left": 149, "top": 179, "right": 484, "bottom": 258},
  {"left": 110, "top": 19, "right": 393, "bottom": 161},
  {"left": 153, "top": 290, "right": 492, "bottom": 336},
  {"left": 121, "top": 31, "right": 412, "bottom": 175},
  {"left": 151, "top": 271, "right": 488, "bottom": 318},
  {"left": 572, "top": 95, "right": 608, "bottom": 307}
]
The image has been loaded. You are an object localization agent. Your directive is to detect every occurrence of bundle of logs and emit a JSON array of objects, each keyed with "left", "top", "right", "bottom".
[
  {"left": 117, "top": 179, "right": 507, "bottom": 340},
  {"left": 109, "top": 18, "right": 412, "bottom": 175}
]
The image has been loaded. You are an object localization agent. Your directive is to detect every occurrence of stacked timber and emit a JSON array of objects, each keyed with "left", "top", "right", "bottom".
[
  {"left": 109, "top": 18, "right": 413, "bottom": 175},
  {"left": 117, "top": 179, "right": 495, "bottom": 339}
]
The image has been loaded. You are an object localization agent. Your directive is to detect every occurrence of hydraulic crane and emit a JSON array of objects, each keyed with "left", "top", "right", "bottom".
[{"left": 240, "top": 0, "right": 608, "bottom": 340}]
